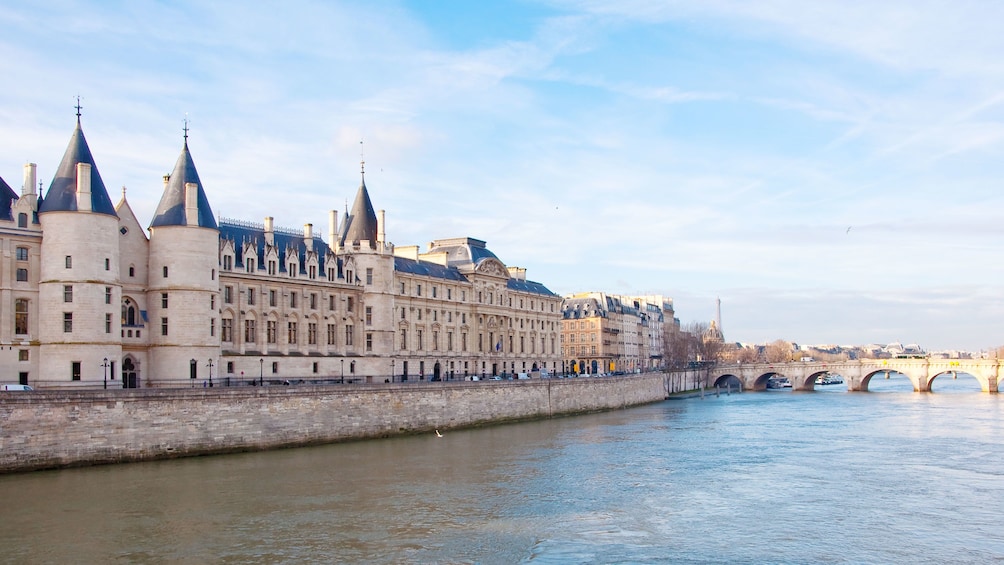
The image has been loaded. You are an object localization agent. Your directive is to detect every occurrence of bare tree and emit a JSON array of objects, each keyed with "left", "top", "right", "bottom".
[{"left": 762, "top": 339, "right": 794, "bottom": 363}]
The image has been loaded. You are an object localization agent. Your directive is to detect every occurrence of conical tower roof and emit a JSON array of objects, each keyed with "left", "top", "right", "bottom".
[
  {"left": 150, "top": 136, "right": 217, "bottom": 229},
  {"left": 38, "top": 116, "right": 117, "bottom": 216},
  {"left": 342, "top": 173, "right": 377, "bottom": 247}
]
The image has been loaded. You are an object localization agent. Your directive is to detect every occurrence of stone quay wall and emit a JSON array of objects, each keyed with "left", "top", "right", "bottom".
[{"left": 0, "top": 373, "right": 671, "bottom": 473}]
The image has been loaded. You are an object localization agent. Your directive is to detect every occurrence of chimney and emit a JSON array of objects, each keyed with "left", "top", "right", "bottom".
[
  {"left": 304, "top": 223, "right": 313, "bottom": 252},
  {"left": 184, "top": 182, "right": 199, "bottom": 226},
  {"left": 163, "top": 174, "right": 170, "bottom": 190},
  {"left": 22, "top": 163, "right": 36, "bottom": 196},
  {"left": 329, "top": 210, "right": 339, "bottom": 250},
  {"left": 76, "top": 163, "right": 92, "bottom": 212},
  {"left": 264, "top": 216, "right": 274, "bottom": 247},
  {"left": 377, "top": 209, "right": 386, "bottom": 244}
]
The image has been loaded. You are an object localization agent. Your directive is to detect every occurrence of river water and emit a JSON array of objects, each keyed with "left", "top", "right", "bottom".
[{"left": 2, "top": 374, "right": 1002, "bottom": 564}]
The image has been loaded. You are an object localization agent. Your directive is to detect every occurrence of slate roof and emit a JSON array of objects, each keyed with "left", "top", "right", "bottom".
[
  {"left": 394, "top": 256, "right": 468, "bottom": 281},
  {"left": 0, "top": 176, "right": 16, "bottom": 221},
  {"left": 342, "top": 176, "right": 377, "bottom": 247},
  {"left": 150, "top": 140, "right": 217, "bottom": 229},
  {"left": 219, "top": 220, "right": 332, "bottom": 276},
  {"left": 506, "top": 277, "right": 559, "bottom": 297},
  {"left": 38, "top": 119, "right": 117, "bottom": 217}
]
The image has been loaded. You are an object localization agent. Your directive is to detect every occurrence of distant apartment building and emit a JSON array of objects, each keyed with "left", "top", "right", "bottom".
[{"left": 560, "top": 292, "right": 678, "bottom": 375}]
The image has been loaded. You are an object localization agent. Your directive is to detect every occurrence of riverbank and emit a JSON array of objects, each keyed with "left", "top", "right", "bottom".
[{"left": 0, "top": 372, "right": 678, "bottom": 473}]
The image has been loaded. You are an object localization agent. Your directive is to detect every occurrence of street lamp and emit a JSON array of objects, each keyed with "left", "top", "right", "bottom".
[
  {"left": 391, "top": 359, "right": 395, "bottom": 383},
  {"left": 190, "top": 359, "right": 196, "bottom": 388},
  {"left": 207, "top": 358, "right": 214, "bottom": 387},
  {"left": 101, "top": 357, "right": 109, "bottom": 390},
  {"left": 340, "top": 358, "right": 345, "bottom": 383},
  {"left": 259, "top": 358, "right": 264, "bottom": 386}
]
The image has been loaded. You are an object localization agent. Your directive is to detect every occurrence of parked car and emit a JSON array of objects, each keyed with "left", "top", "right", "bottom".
[
  {"left": 1, "top": 384, "right": 33, "bottom": 391},
  {"left": 517, "top": 372, "right": 530, "bottom": 380}
]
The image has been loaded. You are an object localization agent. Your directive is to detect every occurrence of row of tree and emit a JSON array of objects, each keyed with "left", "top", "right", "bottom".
[{"left": 662, "top": 322, "right": 795, "bottom": 368}]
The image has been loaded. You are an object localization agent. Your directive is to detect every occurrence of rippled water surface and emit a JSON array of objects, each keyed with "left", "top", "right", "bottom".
[{"left": 2, "top": 376, "right": 1002, "bottom": 563}]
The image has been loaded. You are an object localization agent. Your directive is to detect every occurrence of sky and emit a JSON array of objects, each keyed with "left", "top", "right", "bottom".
[{"left": 1, "top": 1, "right": 1003, "bottom": 352}]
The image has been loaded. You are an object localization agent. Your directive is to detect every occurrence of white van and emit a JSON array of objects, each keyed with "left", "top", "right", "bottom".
[
  {"left": 517, "top": 372, "right": 530, "bottom": 380},
  {"left": 1, "top": 384, "right": 33, "bottom": 391}
]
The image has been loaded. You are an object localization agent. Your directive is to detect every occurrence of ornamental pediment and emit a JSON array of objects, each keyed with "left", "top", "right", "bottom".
[{"left": 475, "top": 258, "right": 509, "bottom": 278}]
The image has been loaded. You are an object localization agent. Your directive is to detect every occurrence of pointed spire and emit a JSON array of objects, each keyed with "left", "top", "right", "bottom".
[
  {"left": 150, "top": 126, "right": 217, "bottom": 229},
  {"left": 38, "top": 111, "right": 117, "bottom": 216}
]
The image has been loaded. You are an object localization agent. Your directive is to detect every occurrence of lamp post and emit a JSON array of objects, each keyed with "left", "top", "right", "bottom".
[
  {"left": 190, "top": 359, "right": 196, "bottom": 388},
  {"left": 102, "top": 357, "right": 109, "bottom": 390},
  {"left": 340, "top": 358, "right": 344, "bottom": 384},
  {"left": 207, "top": 358, "right": 214, "bottom": 387},
  {"left": 391, "top": 359, "right": 395, "bottom": 383},
  {"left": 259, "top": 358, "right": 264, "bottom": 386}
]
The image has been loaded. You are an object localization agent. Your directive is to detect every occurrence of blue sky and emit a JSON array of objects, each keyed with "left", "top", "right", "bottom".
[{"left": 2, "top": 1, "right": 1003, "bottom": 351}]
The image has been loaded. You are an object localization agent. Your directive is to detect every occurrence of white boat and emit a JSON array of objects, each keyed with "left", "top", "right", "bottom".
[{"left": 815, "top": 374, "right": 844, "bottom": 386}]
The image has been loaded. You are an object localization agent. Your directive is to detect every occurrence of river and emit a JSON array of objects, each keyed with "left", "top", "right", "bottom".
[{"left": 1, "top": 373, "right": 1001, "bottom": 563}]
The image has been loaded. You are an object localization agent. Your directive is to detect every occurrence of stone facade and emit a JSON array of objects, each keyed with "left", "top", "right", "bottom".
[
  {"left": 561, "top": 292, "right": 678, "bottom": 375},
  {"left": 0, "top": 116, "right": 561, "bottom": 388}
]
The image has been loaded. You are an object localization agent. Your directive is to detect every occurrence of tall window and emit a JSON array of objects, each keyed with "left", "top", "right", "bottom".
[
  {"left": 345, "top": 324, "right": 354, "bottom": 346},
  {"left": 15, "top": 299, "right": 28, "bottom": 335},
  {"left": 366, "top": 332, "right": 373, "bottom": 352},
  {"left": 16, "top": 268, "right": 27, "bottom": 282},
  {"left": 327, "top": 324, "right": 336, "bottom": 345},
  {"left": 290, "top": 293, "right": 297, "bottom": 308},
  {"left": 310, "top": 293, "right": 317, "bottom": 309},
  {"left": 267, "top": 320, "right": 277, "bottom": 344},
  {"left": 269, "top": 289, "right": 277, "bottom": 307},
  {"left": 366, "top": 268, "right": 373, "bottom": 285},
  {"left": 247, "top": 288, "right": 255, "bottom": 305},
  {"left": 308, "top": 322, "right": 317, "bottom": 345},
  {"left": 222, "top": 318, "right": 233, "bottom": 342},
  {"left": 63, "top": 285, "right": 72, "bottom": 303},
  {"left": 245, "top": 319, "right": 257, "bottom": 343},
  {"left": 122, "top": 299, "right": 137, "bottom": 326},
  {"left": 161, "top": 317, "right": 169, "bottom": 336},
  {"left": 417, "top": 329, "right": 423, "bottom": 351},
  {"left": 63, "top": 312, "right": 73, "bottom": 333},
  {"left": 365, "top": 306, "right": 373, "bottom": 325},
  {"left": 15, "top": 247, "right": 27, "bottom": 261},
  {"left": 105, "top": 287, "right": 112, "bottom": 305},
  {"left": 18, "top": 213, "right": 27, "bottom": 228},
  {"left": 71, "top": 361, "right": 81, "bottom": 381},
  {"left": 224, "top": 286, "right": 233, "bottom": 304},
  {"left": 161, "top": 293, "right": 168, "bottom": 308},
  {"left": 105, "top": 313, "right": 112, "bottom": 334},
  {"left": 346, "top": 297, "right": 354, "bottom": 312},
  {"left": 162, "top": 265, "right": 168, "bottom": 278},
  {"left": 400, "top": 329, "right": 407, "bottom": 350},
  {"left": 65, "top": 255, "right": 72, "bottom": 268},
  {"left": 210, "top": 318, "right": 215, "bottom": 337},
  {"left": 288, "top": 322, "right": 297, "bottom": 344}
]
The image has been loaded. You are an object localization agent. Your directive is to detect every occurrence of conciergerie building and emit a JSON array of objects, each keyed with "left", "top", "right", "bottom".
[{"left": 0, "top": 112, "right": 563, "bottom": 388}]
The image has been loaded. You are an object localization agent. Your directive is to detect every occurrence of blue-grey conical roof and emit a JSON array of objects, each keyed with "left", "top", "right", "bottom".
[
  {"left": 342, "top": 174, "right": 377, "bottom": 247},
  {"left": 150, "top": 140, "right": 217, "bottom": 229},
  {"left": 38, "top": 118, "right": 117, "bottom": 216}
]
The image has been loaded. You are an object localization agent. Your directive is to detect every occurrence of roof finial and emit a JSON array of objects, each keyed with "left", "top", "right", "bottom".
[
  {"left": 74, "top": 95, "right": 82, "bottom": 123},
  {"left": 359, "top": 139, "right": 365, "bottom": 179},
  {"left": 183, "top": 114, "right": 189, "bottom": 146}
]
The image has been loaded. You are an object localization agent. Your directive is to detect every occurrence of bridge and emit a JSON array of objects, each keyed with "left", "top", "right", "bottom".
[{"left": 707, "top": 358, "right": 1001, "bottom": 393}]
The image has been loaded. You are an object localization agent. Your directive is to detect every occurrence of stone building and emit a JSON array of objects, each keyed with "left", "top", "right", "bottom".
[
  {"left": 560, "top": 292, "right": 677, "bottom": 375},
  {"left": 0, "top": 114, "right": 561, "bottom": 388}
]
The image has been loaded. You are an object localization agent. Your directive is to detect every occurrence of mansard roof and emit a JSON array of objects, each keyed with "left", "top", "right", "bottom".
[
  {"left": 506, "top": 277, "right": 559, "bottom": 297},
  {"left": 150, "top": 140, "right": 218, "bottom": 229},
  {"left": 0, "top": 176, "right": 16, "bottom": 221},
  {"left": 341, "top": 176, "right": 378, "bottom": 247},
  {"left": 38, "top": 118, "right": 117, "bottom": 216},
  {"left": 219, "top": 219, "right": 332, "bottom": 276},
  {"left": 426, "top": 237, "right": 500, "bottom": 266},
  {"left": 394, "top": 256, "right": 468, "bottom": 281}
]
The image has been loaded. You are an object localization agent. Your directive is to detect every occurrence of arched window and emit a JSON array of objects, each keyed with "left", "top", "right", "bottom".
[{"left": 122, "top": 298, "right": 138, "bottom": 326}]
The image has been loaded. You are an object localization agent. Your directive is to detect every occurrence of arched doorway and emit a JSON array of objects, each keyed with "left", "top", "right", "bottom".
[
  {"left": 433, "top": 362, "right": 442, "bottom": 381},
  {"left": 122, "top": 357, "right": 139, "bottom": 388},
  {"left": 591, "top": 360, "right": 598, "bottom": 375}
]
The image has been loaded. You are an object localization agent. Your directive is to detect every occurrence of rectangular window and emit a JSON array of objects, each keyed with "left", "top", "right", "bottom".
[
  {"left": 417, "top": 284, "right": 422, "bottom": 297},
  {"left": 448, "top": 331, "right": 454, "bottom": 351},
  {"left": 71, "top": 361, "right": 81, "bottom": 381},
  {"left": 310, "top": 293, "right": 317, "bottom": 309},
  {"left": 105, "top": 287, "right": 112, "bottom": 304},
  {"left": 432, "top": 286, "right": 437, "bottom": 298},
  {"left": 211, "top": 294, "right": 215, "bottom": 310},
  {"left": 308, "top": 322, "right": 317, "bottom": 345},
  {"left": 18, "top": 349, "right": 28, "bottom": 361},
  {"left": 247, "top": 288, "right": 255, "bottom": 305},
  {"left": 16, "top": 247, "right": 28, "bottom": 261},
  {"left": 346, "top": 297, "right": 354, "bottom": 312},
  {"left": 400, "top": 282, "right": 405, "bottom": 294},
  {"left": 366, "top": 268, "right": 373, "bottom": 285},
  {"left": 65, "top": 255, "right": 72, "bottom": 268},
  {"left": 433, "top": 330, "right": 439, "bottom": 351},
  {"left": 245, "top": 319, "right": 257, "bottom": 343},
  {"left": 288, "top": 322, "right": 297, "bottom": 344},
  {"left": 417, "top": 329, "right": 423, "bottom": 351},
  {"left": 329, "top": 295, "right": 336, "bottom": 310},
  {"left": 224, "top": 286, "right": 233, "bottom": 304},
  {"left": 161, "top": 293, "right": 168, "bottom": 308},
  {"left": 63, "top": 312, "right": 72, "bottom": 333},
  {"left": 161, "top": 317, "right": 169, "bottom": 336},
  {"left": 222, "top": 319, "right": 233, "bottom": 342},
  {"left": 290, "top": 293, "right": 297, "bottom": 308},
  {"left": 16, "top": 268, "right": 28, "bottom": 282},
  {"left": 345, "top": 325, "right": 354, "bottom": 346},
  {"left": 269, "top": 289, "right": 277, "bottom": 307},
  {"left": 327, "top": 324, "right": 336, "bottom": 345},
  {"left": 400, "top": 329, "right": 407, "bottom": 350},
  {"left": 63, "top": 285, "right": 72, "bottom": 303},
  {"left": 163, "top": 265, "right": 168, "bottom": 278},
  {"left": 366, "top": 332, "right": 373, "bottom": 352},
  {"left": 462, "top": 332, "right": 468, "bottom": 352},
  {"left": 267, "top": 320, "right": 277, "bottom": 344},
  {"left": 210, "top": 318, "right": 216, "bottom": 337},
  {"left": 272, "top": 362, "right": 278, "bottom": 374},
  {"left": 365, "top": 306, "right": 372, "bottom": 325},
  {"left": 105, "top": 258, "right": 110, "bottom": 271},
  {"left": 447, "top": 288, "right": 452, "bottom": 300},
  {"left": 105, "top": 313, "right": 112, "bottom": 334}
]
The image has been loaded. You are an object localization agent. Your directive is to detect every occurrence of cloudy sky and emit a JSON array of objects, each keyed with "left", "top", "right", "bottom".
[{"left": 2, "top": 1, "right": 1002, "bottom": 351}]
